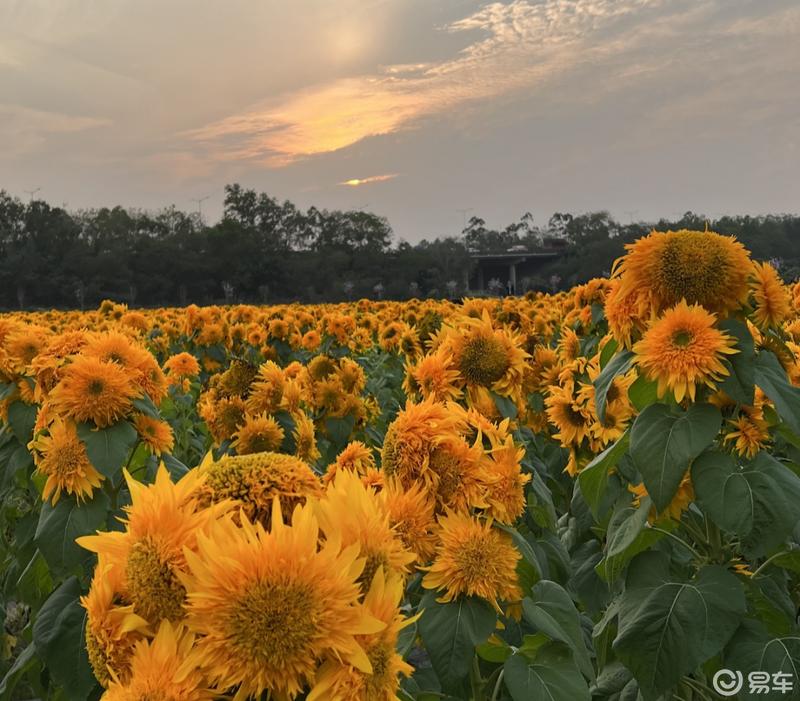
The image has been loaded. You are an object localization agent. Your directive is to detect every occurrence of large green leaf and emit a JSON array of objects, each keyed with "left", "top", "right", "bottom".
[
  {"left": 35, "top": 490, "right": 111, "bottom": 574},
  {"left": 596, "top": 497, "right": 664, "bottom": 583},
  {"left": 7, "top": 400, "right": 37, "bottom": 445},
  {"left": 613, "top": 551, "right": 746, "bottom": 699},
  {"left": 32, "top": 576, "right": 97, "bottom": 699},
  {"left": 692, "top": 450, "right": 800, "bottom": 556},
  {"left": 754, "top": 351, "right": 800, "bottom": 434},
  {"left": 77, "top": 420, "right": 138, "bottom": 478},
  {"left": 522, "top": 581, "right": 594, "bottom": 680},
  {"left": 504, "top": 646, "right": 591, "bottom": 701},
  {"left": 593, "top": 350, "right": 633, "bottom": 423},
  {"left": 719, "top": 318, "right": 755, "bottom": 405},
  {"left": 578, "top": 429, "right": 630, "bottom": 518},
  {"left": 630, "top": 403, "right": 721, "bottom": 511},
  {"left": 417, "top": 593, "right": 497, "bottom": 693},
  {"left": 725, "top": 619, "right": 800, "bottom": 701}
]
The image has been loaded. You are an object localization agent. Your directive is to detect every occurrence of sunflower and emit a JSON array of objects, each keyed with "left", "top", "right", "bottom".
[
  {"left": 308, "top": 568, "right": 415, "bottom": 701},
  {"left": 750, "top": 261, "right": 791, "bottom": 329},
  {"left": 30, "top": 418, "right": 103, "bottom": 504},
  {"left": 613, "top": 229, "right": 752, "bottom": 316},
  {"left": 82, "top": 561, "right": 149, "bottom": 687},
  {"left": 133, "top": 413, "right": 175, "bottom": 456},
  {"left": 232, "top": 413, "right": 285, "bottom": 455},
  {"left": 545, "top": 382, "right": 592, "bottom": 446},
  {"left": 163, "top": 352, "right": 200, "bottom": 381},
  {"left": 181, "top": 504, "right": 385, "bottom": 700},
  {"left": 315, "top": 470, "right": 415, "bottom": 591},
  {"left": 199, "top": 451, "right": 322, "bottom": 525},
  {"left": 78, "top": 466, "right": 227, "bottom": 626},
  {"left": 293, "top": 411, "right": 321, "bottom": 463},
  {"left": 422, "top": 512, "right": 521, "bottom": 613},
  {"left": 379, "top": 479, "right": 438, "bottom": 563},
  {"left": 481, "top": 438, "right": 530, "bottom": 524},
  {"left": 102, "top": 620, "right": 212, "bottom": 701},
  {"left": 50, "top": 355, "right": 140, "bottom": 427},
  {"left": 408, "top": 349, "right": 462, "bottom": 403},
  {"left": 201, "top": 395, "right": 246, "bottom": 444},
  {"left": 723, "top": 401, "right": 770, "bottom": 458},
  {"left": 441, "top": 311, "right": 528, "bottom": 398},
  {"left": 324, "top": 441, "right": 377, "bottom": 485},
  {"left": 633, "top": 300, "right": 738, "bottom": 402}
]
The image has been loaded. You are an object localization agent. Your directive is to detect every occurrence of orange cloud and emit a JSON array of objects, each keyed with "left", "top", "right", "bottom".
[{"left": 340, "top": 174, "right": 399, "bottom": 187}]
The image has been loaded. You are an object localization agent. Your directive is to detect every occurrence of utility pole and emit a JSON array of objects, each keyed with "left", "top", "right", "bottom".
[
  {"left": 191, "top": 195, "right": 210, "bottom": 222},
  {"left": 623, "top": 210, "right": 638, "bottom": 223},
  {"left": 24, "top": 187, "right": 41, "bottom": 202}
]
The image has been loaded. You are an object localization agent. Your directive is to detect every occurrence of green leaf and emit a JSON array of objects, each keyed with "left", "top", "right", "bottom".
[
  {"left": 495, "top": 522, "right": 543, "bottom": 579},
  {"left": 599, "top": 338, "right": 619, "bottom": 370},
  {"left": 578, "top": 429, "right": 630, "bottom": 518},
  {"left": 630, "top": 403, "right": 721, "bottom": 512},
  {"left": 593, "top": 350, "right": 633, "bottom": 423},
  {"left": 417, "top": 592, "right": 497, "bottom": 693},
  {"left": 35, "top": 490, "right": 110, "bottom": 574},
  {"left": 628, "top": 374, "right": 659, "bottom": 411},
  {"left": 692, "top": 450, "right": 800, "bottom": 556},
  {"left": 324, "top": 415, "right": 355, "bottom": 449},
  {"left": 33, "top": 576, "right": 97, "bottom": 699},
  {"left": 504, "top": 646, "right": 591, "bottom": 701},
  {"left": 725, "top": 619, "right": 800, "bottom": 701},
  {"left": 132, "top": 394, "right": 161, "bottom": 418},
  {"left": 719, "top": 318, "right": 755, "bottom": 405},
  {"left": 596, "top": 499, "right": 665, "bottom": 584},
  {"left": 0, "top": 643, "right": 39, "bottom": 697},
  {"left": 492, "top": 391, "right": 518, "bottom": 420},
  {"left": 613, "top": 551, "right": 746, "bottom": 699},
  {"left": 754, "top": 351, "right": 800, "bottom": 434},
  {"left": 522, "top": 581, "right": 595, "bottom": 680},
  {"left": 7, "top": 400, "right": 36, "bottom": 445},
  {"left": 77, "top": 420, "right": 138, "bottom": 478},
  {"left": 161, "top": 453, "right": 189, "bottom": 479}
]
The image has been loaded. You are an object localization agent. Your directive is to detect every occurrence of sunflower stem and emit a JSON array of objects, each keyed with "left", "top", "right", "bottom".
[
  {"left": 491, "top": 669, "right": 505, "bottom": 701},
  {"left": 751, "top": 550, "right": 789, "bottom": 578},
  {"left": 649, "top": 527, "right": 701, "bottom": 560}
]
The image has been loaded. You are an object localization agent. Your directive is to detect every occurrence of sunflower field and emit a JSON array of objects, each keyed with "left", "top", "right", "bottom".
[{"left": 2, "top": 229, "right": 800, "bottom": 700}]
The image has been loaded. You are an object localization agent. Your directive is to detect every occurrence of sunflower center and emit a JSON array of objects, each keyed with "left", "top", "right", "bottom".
[
  {"left": 605, "top": 382, "right": 621, "bottom": 404},
  {"left": 85, "top": 625, "right": 111, "bottom": 686},
  {"left": 359, "top": 551, "right": 389, "bottom": 593},
  {"left": 671, "top": 330, "right": 693, "bottom": 348},
  {"left": 429, "top": 448, "right": 463, "bottom": 505},
  {"left": 227, "top": 580, "right": 318, "bottom": 667},
  {"left": 87, "top": 379, "right": 105, "bottom": 395},
  {"left": 454, "top": 535, "right": 492, "bottom": 583},
  {"left": 126, "top": 538, "right": 186, "bottom": 622},
  {"left": 46, "top": 441, "right": 87, "bottom": 477},
  {"left": 366, "top": 641, "right": 393, "bottom": 690},
  {"left": 459, "top": 336, "right": 510, "bottom": 386}
]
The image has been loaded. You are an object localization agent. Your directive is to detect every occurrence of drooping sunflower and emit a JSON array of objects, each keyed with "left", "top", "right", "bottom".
[
  {"left": 324, "top": 441, "right": 377, "bottom": 485},
  {"left": 50, "top": 355, "right": 140, "bottom": 427},
  {"left": 78, "top": 466, "right": 228, "bottom": 626},
  {"left": 633, "top": 300, "right": 738, "bottom": 402},
  {"left": 407, "top": 349, "right": 462, "bottom": 403},
  {"left": 422, "top": 512, "right": 521, "bottom": 613},
  {"left": 308, "top": 568, "right": 415, "bottom": 701},
  {"left": 481, "top": 438, "right": 530, "bottom": 524},
  {"left": 315, "top": 470, "right": 415, "bottom": 591},
  {"left": 292, "top": 411, "right": 321, "bottom": 463},
  {"left": 750, "top": 260, "right": 791, "bottom": 329},
  {"left": 630, "top": 473, "right": 694, "bottom": 522},
  {"left": 30, "top": 418, "right": 103, "bottom": 504},
  {"left": 102, "top": 621, "right": 212, "bottom": 701},
  {"left": 379, "top": 479, "right": 438, "bottom": 563},
  {"left": 232, "top": 413, "right": 285, "bottom": 455},
  {"left": 181, "top": 504, "right": 385, "bottom": 700},
  {"left": 613, "top": 229, "right": 752, "bottom": 316},
  {"left": 82, "top": 560, "right": 149, "bottom": 687},
  {"left": 198, "top": 451, "right": 322, "bottom": 526}
]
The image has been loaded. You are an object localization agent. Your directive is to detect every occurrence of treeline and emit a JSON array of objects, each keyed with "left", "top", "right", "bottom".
[{"left": 0, "top": 184, "right": 798, "bottom": 309}]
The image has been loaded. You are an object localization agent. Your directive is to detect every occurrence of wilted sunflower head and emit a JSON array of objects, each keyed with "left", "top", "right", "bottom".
[{"left": 614, "top": 229, "right": 752, "bottom": 316}]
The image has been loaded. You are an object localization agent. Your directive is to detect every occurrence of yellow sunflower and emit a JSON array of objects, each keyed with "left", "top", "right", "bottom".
[
  {"left": 133, "top": 413, "right": 175, "bottom": 456},
  {"left": 232, "top": 413, "right": 285, "bottom": 455},
  {"left": 630, "top": 473, "right": 694, "bottom": 522},
  {"left": 30, "top": 418, "right": 103, "bottom": 504},
  {"left": 181, "top": 503, "right": 385, "bottom": 700},
  {"left": 633, "top": 300, "right": 738, "bottom": 402},
  {"left": 613, "top": 229, "right": 752, "bottom": 316},
  {"left": 379, "top": 479, "right": 438, "bottom": 563},
  {"left": 422, "top": 512, "right": 522, "bottom": 613},
  {"left": 750, "top": 260, "right": 791, "bottom": 329},
  {"left": 102, "top": 621, "right": 212, "bottom": 701},
  {"left": 50, "top": 355, "right": 140, "bottom": 427}
]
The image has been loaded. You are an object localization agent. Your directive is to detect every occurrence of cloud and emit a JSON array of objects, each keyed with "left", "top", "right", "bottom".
[
  {"left": 340, "top": 173, "right": 399, "bottom": 186},
  {"left": 0, "top": 103, "right": 109, "bottom": 157},
  {"left": 183, "top": 0, "right": 677, "bottom": 166}
]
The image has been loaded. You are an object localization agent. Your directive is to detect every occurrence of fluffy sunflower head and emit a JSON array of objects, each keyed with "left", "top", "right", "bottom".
[
  {"left": 324, "top": 441, "right": 377, "bottom": 485},
  {"left": 379, "top": 479, "right": 438, "bottom": 563},
  {"left": 199, "top": 451, "right": 322, "bottom": 526},
  {"left": 632, "top": 300, "right": 738, "bottom": 402},
  {"left": 181, "top": 503, "right": 385, "bottom": 700},
  {"left": 422, "top": 512, "right": 522, "bottom": 613},
  {"left": 30, "top": 417, "right": 103, "bottom": 504},
  {"left": 133, "top": 413, "right": 175, "bottom": 456},
  {"left": 232, "top": 413, "right": 285, "bottom": 455},
  {"left": 750, "top": 260, "right": 791, "bottom": 329},
  {"left": 50, "top": 355, "right": 140, "bottom": 427},
  {"left": 613, "top": 229, "right": 752, "bottom": 316}
]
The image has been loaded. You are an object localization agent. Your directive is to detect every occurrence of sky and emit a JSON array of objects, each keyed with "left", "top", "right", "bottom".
[{"left": 1, "top": 0, "right": 798, "bottom": 243}]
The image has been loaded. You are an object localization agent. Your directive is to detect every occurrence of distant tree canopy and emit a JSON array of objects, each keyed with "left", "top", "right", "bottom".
[{"left": 0, "top": 184, "right": 797, "bottom": 309}]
